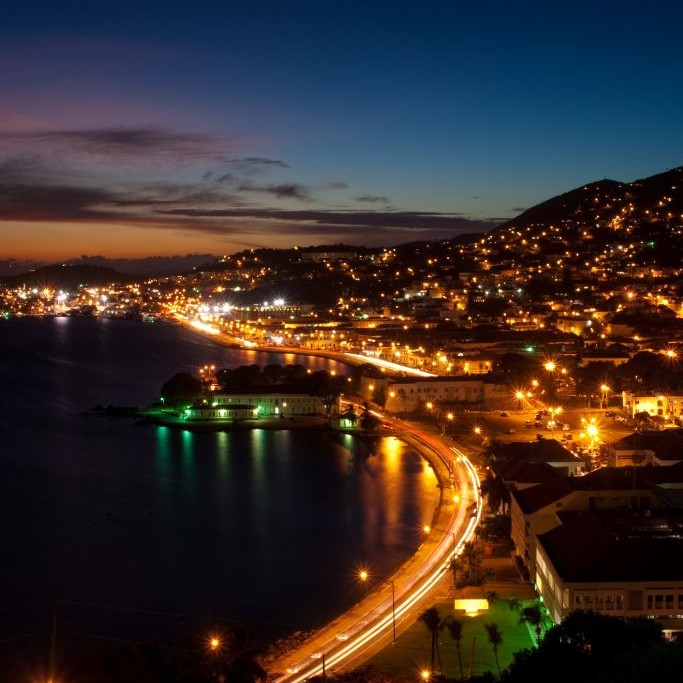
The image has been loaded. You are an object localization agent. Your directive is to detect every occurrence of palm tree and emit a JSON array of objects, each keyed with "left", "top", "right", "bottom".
[
  {"left": 448, "top": 555, "right": 463, "bottom": 587},
  {"left": 479, "top": 472, "right": 510, "bottom": 514},
  {"left": 506, "top": 596, "right": 521, "bottom": 614},
  {"left": 461, "top": 541, "right": 482, "bottom": 584},
  {"left": 520, "top": 604, "right": 545, "bottom": 644},
  {"left": 484, "top": 622, "right": 503, "bottom": 677},
  {"left": 418, "top": 607, "right": 444, "bottom": 674},
  {"left": 485, "top": 591, "right": 500, "bottom": 617},
  {"left": 442, "top": 616, "right": 465, "bottom": 681}
]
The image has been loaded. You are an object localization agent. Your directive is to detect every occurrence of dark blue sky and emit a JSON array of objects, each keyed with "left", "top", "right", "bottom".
[{"left": 1, "top": 0, "right": 682, "bottom": 259}]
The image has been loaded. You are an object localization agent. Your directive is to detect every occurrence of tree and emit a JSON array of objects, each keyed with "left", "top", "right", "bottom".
[
  {"left": 485, "top": 591, "right": 500, "bottom": 618},
  {"left": 519, "top": 604, "right": 544, "bottom": 644},
  {"left": 448, "top": 555, "right": 463, "bottom": 587},
  {"left": 501, "top": 610, "right": 677, "bottom": 683},
  {"left": 506, "top": 596, "right": 521, "bottom": 614},
  {"left": 461, "top": 541, "right": 482, "bottom": 584},
  {"left": 500, "top": 353, "right": 539, "bottom": 385},
  {"left": 442, "top": 616, "right": 465, "bottom": 681},
  {"left": 418, "top": 607, "right": 444, "bottom": 674},
  {"left": 160, "top": 372, "right": 202, "bottom": 406},
  {"left": 359, "top": 407, "right": 380, "bottom": 431},
  {"left": 479, "top": 473, "right": 510, "bottom": 514},
  {"left": 484, "top": 623, "right": 503, "bottom": 677},
  {"left": 262, "top": 363, "right": 284, "bottom": 385}
]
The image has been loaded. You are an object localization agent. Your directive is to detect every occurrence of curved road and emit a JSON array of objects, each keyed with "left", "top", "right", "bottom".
[
  {"left": 169, "top": 319, "right": 483, "bottom": 681},
  {"left": 269, "top": 413, "right": 482, "bottom": 682}
]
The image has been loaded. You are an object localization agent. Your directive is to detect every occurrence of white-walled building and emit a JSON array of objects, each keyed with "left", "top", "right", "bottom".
[
  {"left": 184, "top": 391, "right": 337, "bottom": 421},
  {"left": 622, "top": 391, "right": 683, "bottom": 423},
  {"left": 510, "top": 465, "right": 683, "bottom": 633},
  {"left": 366, "top": 376, "right": 509, "bottom": 413}
]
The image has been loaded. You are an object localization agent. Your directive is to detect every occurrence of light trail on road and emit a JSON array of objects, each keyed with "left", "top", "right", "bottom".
[
  {"left": 274, "top": 419, "right": 482, "bottom": 683},
  {"left": 342, "top": 353, "right": 437, "bottom": 377}
]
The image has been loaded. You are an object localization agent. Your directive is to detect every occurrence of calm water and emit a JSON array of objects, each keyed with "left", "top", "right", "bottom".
[{"left": 0, "top": 317, "right": 438, "bottom": 655}]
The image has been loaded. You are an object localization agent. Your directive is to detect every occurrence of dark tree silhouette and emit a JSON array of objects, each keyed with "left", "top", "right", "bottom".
[
  {"left": 442, "top": 616, "right": 465, "bottom": 681},
  {"left": 160, "top": 372, "right": 202, "bottom": 405},
  {"left": 418, "top": 607, "right": 444, "bottom": 674},
  {"left": 519, "top": 605, "right": 544, "bottom": 644},
  {"left": 484, "top": 622, "right": 503, "bottom": 677},
  {"left": 502, "top": 610, "right": 677, "bottom": 683}
]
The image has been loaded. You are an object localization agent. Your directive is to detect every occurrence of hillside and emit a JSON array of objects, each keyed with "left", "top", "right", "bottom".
[{"left": 1, "top": 263, "right": 132, "bottom": 290}]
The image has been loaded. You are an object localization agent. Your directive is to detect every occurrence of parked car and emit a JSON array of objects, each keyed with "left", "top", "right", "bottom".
[
  {"left": 605, "top": 410, "right": 617, "bottom": 417},
  {"left": 506, "top": 428, "right": 516, "bottom": 434},
  {"left": 524, "top": 420, "right": 533, "bottom": 428},
  {"left": 499, "top": 411, "right": 509, "bottom": 417}
]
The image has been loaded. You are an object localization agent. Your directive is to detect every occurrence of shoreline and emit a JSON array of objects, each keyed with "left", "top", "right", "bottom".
[
  {"left": 170, "top": 314, "right": 366, "bottom": 368},
  {"left": 162, "top": 316, "right": 466, "bottom": 672}
]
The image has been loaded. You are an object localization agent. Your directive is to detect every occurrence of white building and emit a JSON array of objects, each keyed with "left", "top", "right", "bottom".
[
  {"left": 510, "top": 465, "right": 683, "bottom": 634},
  {"left": 184, "top": 391, "right": 337, "bottom": 421},
  {"left": 373, "top": 376, "right": 509, "bottom": 413}
]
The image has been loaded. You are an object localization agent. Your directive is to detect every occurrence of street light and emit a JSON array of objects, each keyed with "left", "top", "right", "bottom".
[
  {"left": 600, "top": 384, "right": 611, "bottom": 409},
  {"left": 514, "top": 390, "right": 525, "bottom": 410},
  {"left": 359, "top": 569, "right": 396, "bottom": 643}
]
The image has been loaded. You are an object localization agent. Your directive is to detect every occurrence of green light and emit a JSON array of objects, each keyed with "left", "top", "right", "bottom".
[{"left": 525, "top": 345, "right": 534, "bottom": 353}]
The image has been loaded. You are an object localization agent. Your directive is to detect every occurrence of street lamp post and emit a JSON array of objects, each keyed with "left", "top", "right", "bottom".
[
  {"left": 600, "top": 384, "right": 610, "bottom": 409},
  {"left": 359, "top": 570, "right": 396, "bottom": 643}
]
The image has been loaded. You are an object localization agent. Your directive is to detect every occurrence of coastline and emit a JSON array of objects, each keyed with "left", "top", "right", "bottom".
[
  {"left": 3, "top": 314, "right": 459, "bottom": 675},
  {"left": 172, "top": 315, "right": 465, "bottom": 674},
  {"left": 171, "top": 314, "right": 364, "bottom": 368}
]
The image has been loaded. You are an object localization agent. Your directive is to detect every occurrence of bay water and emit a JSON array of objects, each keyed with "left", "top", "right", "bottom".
[{"left": 0, "top": 316, "right": 438, "bottom": 660}]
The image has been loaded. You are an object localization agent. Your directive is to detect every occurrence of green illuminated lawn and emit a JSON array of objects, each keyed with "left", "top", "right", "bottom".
[{"left": 365, "top": 600, "right": 536, "bottom": 680}]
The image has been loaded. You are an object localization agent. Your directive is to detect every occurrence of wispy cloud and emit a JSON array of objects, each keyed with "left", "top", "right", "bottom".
[
  {"left": 0, "top": 124, "right": 497, "bottom": 250},
  {"left": 355, "top": 194, "right": 389, "bottom": 204},
  {"left": 220, "top": 157, "right": 290, "bottom": 175},
  {"left": 237, "top": 181, "right": 311, "bottom": 201},
  {"left": 0, "top": 126, "right": 240, "bottom": 170}
]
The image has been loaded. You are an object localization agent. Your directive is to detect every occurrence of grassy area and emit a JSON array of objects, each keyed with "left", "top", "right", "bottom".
[{"left": 365, "top": 599, "right": 535, "bottom": 680}]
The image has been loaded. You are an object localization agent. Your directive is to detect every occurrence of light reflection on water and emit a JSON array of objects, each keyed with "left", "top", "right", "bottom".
[{"left": 0, "top": 317, "right": 439, "bottom": 650}]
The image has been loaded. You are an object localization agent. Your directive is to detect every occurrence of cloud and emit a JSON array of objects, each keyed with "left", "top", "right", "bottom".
[
  {"left": 222, "top": 157, "right": 290, "bottom": 175},
  {"left": 237, "top": 181, "right": 311, "bottom": 201},
  {"left": 0, "top": 126, "right": 240, "bottom": 168},
  {"left": 0, "top": 123, "right": 499, "bottom": 251},
  {"left": 510, "top": 206, "right": 527, "bottom": 213},
  {"left": 355, "top": 194, "right": 389, "bottom": 204},
  {"left": 160, "top": 207, "right": 497, "bottom": 234}
]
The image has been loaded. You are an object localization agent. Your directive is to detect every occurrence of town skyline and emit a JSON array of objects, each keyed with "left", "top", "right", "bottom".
[{"left": 2, "top": 0, "right": 683, "bottom": 260}]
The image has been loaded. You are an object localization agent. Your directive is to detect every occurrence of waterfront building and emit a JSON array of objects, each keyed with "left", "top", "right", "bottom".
[{"left": 184, "top": 390, "right": 338, "bottom": 421}]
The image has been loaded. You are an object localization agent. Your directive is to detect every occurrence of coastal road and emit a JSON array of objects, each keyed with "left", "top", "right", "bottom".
[{"left": 268, "top": 414, "right": 482, "bottom": 682}]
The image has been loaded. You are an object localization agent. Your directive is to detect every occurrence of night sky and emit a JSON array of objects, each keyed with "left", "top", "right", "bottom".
[{"left": 1, "top": 0, "right": 682, "bottom": 261}]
